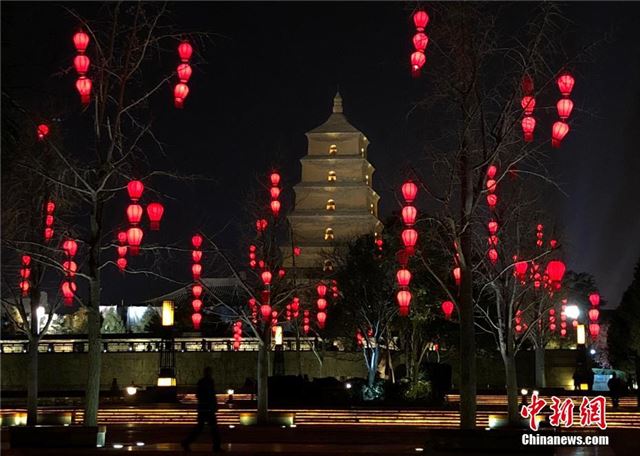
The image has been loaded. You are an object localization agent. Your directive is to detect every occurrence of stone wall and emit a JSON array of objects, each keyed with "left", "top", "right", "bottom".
[{"left": 0, "top": 349, "right": 578, "bottom": 392}]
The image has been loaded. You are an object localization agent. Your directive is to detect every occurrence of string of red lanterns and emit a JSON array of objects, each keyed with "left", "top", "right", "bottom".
[
  {"left": 588, "top": 291, "right": 600, "bottom": 338},
  {"left": 174, "top": 40, "right": 193, "bottom": 108},
  {"left": 72, "top": 30, "right": 92, "bottom": 105},
  {"left": 191, "top": 233, "right": 204, "bottom": 330},
  {"left": 397, "top": 180, "right": 419, "bottom": 316},
  {"left": 410, "top": 9, "right": 430, "bottom": 78},
  {"left": 551, "top": 71, "right": 574, "bottom": 148},
  {"left": 44, "top": 200, "right": 55, "bottom": 242},
  {"left": 520, "top": 74, "right": 537, "bottom": 142},
  {"left": 61, "top": 239, "right": 78, "bottom": 305},
  {"left": 19, "top": 255, "right": 31, "bottom": 297},
  {"left": 269, "top": 172, "right": 281, "bottom": 217}
]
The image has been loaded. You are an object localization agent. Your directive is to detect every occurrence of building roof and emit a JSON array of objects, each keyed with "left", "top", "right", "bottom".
[{"left": 306, "top": 92, "right": 362, "bottom": 135}]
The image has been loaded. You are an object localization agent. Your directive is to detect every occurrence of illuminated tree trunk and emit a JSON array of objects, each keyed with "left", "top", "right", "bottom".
[
  {"left": 367, "top": 347, "right": 379, "bottom": 388},
  {"left": 84, "top": 203, "right": 103, "bottom": 426},
  {"left": 256, "top": 335, "right": 269, "bottom": 425},
  {"left": 26, "top": 291, "right": 40, "bottom": 426},
  {"left": 503, "top": 350, "right": 520, "bottom": 425},
  {"left": 535, "top": 345, "right": 546, "bottom": 388}
]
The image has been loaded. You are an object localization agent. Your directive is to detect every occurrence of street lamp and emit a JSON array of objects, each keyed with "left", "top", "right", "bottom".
[{"left": 565, "top": 304, "right": 580, "bottom": 320}]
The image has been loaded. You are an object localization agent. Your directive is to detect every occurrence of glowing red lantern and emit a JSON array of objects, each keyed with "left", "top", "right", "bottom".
[
  {"left": 514, "top": 261, "right": 528, "bottom": 278},
  {"left": 45, "top": 215, "right": 54, "bottom": 227},
  {"left": 317, "top": 311, "right": 327, "bottom": 328},
  {"left": 556, "top": 98, "right": 574, "bottom": 120},
  {"left": 410, "top": 51, "right": 426, "bottom": 71},
  {"left": 43, "top": 228, "right": 53, "bottom": 241},
  {"left": 75, "top": 77, "right": 92, "bottom": 105},
  {"left": 116, "top": 231, "right": 127, "bottom": 245},
  {"left": 20, "top": 268, "right": 31, "bottom": 280},
  {"left": 177, "top": 63, "right": 192, "bottom": 83},
  {"left": 588, "top": 308, "right": 599, "bottom": 322},
  {"left": 46, "top": 201, "right": 55, "bottom": 214},
  {"left": 317, "top": 298, "right": 327, "bottom": 311},
  {"left": 62, "top": 239, "right": 78, "bottom": 257},
  {"left": 412, "top": 32, "right": 428, "bottom": 52},
  {"left": 63, "top": 260, "right": 78, "bottom": 277},
  {"left": 174, "top": 83, "right": 189, "bottom": 109},
  {"left": 61, "top": 280, "right": 77, "bottom": 305},
  {"left": 192, "top": 263, "right": 202, "bottom": 280},
  {"left": 117, "top": 246, "right": 127, "bottom": 257},
  {"left": 256, "top": 219, "right": 268, "bottom": 232},
  {"left": 192, "top": 250, "right": 202, "bottom": 263},
  {"left": 270, "top": 200, "right": 281, "bottom": 216},
  {"left": 396, "top": 290, "right": 412, "bottom": 309},
  {"left": 192, "top": 234, "right": 203, "bottom": 248},
  {"left": 487, "top": 220, "right": 498, "bottom": 235},
  {"left": 453, "top": 267, "right": 461, "bottom": 286},
  {"left": 270, "top": 172, "right": 281, "bottom": 186},
  {"left": 401, "top": 181, "right": 418, "bottom": 203},
  {"left": 73, "top": 31, "right": 90, "bottom": 53},
  {"left": 192, "top": 299, "right": 202, "bottom": 313},
  {"left": 73, "top": 55, "right": 90, "bottom": 75},
  {"left": 488, "top": 235, "right": 498, "bottom": 246},
  {"left": 270, "top": 187, "right": 281, "bottom": 199},
  {"left": 401, "top": 229, "right": 418, "bottom": 250},
  {"left": 116, "top": 257, "right": 127, "bottom": 271},
  {"left": 550, "top": 239, "right": 558, "bottom": 249},
  {"left": 589, "top": 323, "right": 600, "bottom": 338},
  {"left": 486, "top": 194, "right": 498, "bottom": 208},
  {"left": 396, "top": 269, "right": 412, "bottom": 287},
  {"left": 441, "top": 300, "right": 454, "bottom": 319},
  {"left": 486, "top": 165, "right": 497, "bottom": 179},
  {"left": 588, "top": 292, "right": 600, "bottom": 307},
  {"left": 521, "top": 96, "right": 536, "bottom": 116},
  {"left": 178, "top": 41, "right": 193, "bottom": 62},
  {"left": 560, "top": 328, "right": 567, "bottom": 337},
  {"left": 126, "top": 204, "right": 143, "bottom": 225},
  {"left": 551, "top": 121, "right": 569, "bottom": 148},
  {"left": 557, "top": 72, "right": 575, "bottom": 97},
  {"left": 192, "top": 284, "right": 203, "bottom": 299},
  {"left": 316, "top": 283, "right": 327, "bottom": 297},
  {"left": 127, "top": 180, "right": 144, "bottom": 201},
  {"left": 37, "top": 124, "right": 50, "bottom": 141},
  {"left": 146, "top": 203, "right": 164, "bottom": 231},
  {"left": 126, "top": 227, "right": 143, "bottom": 255},
  {"left": 260, "top": 304, "right": 272, "bottom": 321},
  {"left": 401, "top": 206, "right": 417, "bottom": 226},
  {"left": 191, "top": 312, "right": 202, "bottom": 330},
  {"left": 545, "top": 260, "right": 566, "bottom": 283},
  {"left": 521, "top": 116, "right": 536, "bottom": 142},
  {"left": 21, "top": 255, "right": 31, "bottom": 266},
  {"left": 413, "top": 10, "right": 429, "bottom": 31},
  {"left": 19, "top": 280, "right": 30, "bottom": 296},
  {"left": 278, "top": 268, "right": 285, "bottom": 278},
  {"left": 487, "top": 248, "right": 498, "bottom": 264},
  {"left": 486, "top": 179, "right": 497, "bottom": 193},
  {"left": 261, "top": 270, "right": 272, "bottom": 286},
  {"left": 294, "top": 246, "right": 301, "bottom": 256}
]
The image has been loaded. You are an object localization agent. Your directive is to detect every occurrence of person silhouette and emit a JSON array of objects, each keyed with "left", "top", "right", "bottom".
[
  {"left": 182, "top": 367, "right": 223, "bottom": 452},
  {"left": 608, "top": 372, "right": 621, "bottom": 408}
]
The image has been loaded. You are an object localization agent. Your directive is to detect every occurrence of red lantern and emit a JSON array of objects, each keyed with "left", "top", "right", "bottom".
[
  {"left": 412, "top": 32, "right": 429, "bottom": 52},
  {"left": 317, "top": 298, "right": 327, "bottom": 311},
  {"left": 192, "top": 263, "right": 202, "bottom": 280},
  {"left": 21, "top": 255, "right": 31, "bottom": 266},
  {"left": 316, "top": 283, "right": 327, "bottom": 297},
  {"left": 37, "top": 124, "right": 50, "bottom": 141},
  {"left": 192, "top": 250, "right": 202, "bottom": 263},
  {"left": 192, "top": 234, "right": 203, "bottom": 248},
  {"left": 294, "top": 246, "right": 301, "bottom": 256},
  {"left": 45, "top": 215, "right": 54, "bottom": 227},
  {"left": 117, "top": 231, "right": 128, "bottom": 245},
  {"left": 117, "top": 246, "right": 127, "bottom": 257},
  {"left": 75, "top": 77, "right": 92, "bottom": 105},
  {"left": 192, "top": 284, "right": 203, "bottom": 299},
  {"left": 487, "top": 220, "right": 498, "bottom": 235},
  {"left": 560, "top": 328, "right": 567, "bottom": 337},
  {"left": 317, "top": 311, "right": 327, "bottom": 328},
  {"left": 174, "top": 83, "right": 190, "bottom": 109},
  {"left": 486, "top": 165, "right": 497, "bottom": 179},
  {"left": 278, "top": 268, "right": 285, "bottom": 278},
  {"left": 589, "top": 323, "right": 600, "bottom": 338},
  {"left": 545, "top": 260, "right": 566, "bottom": 283},
  {"left": 488, "top": 235, "right": 498, "bottom": 246},
  {"left": 127, "top": 180, "right": 144, "bottom": 201},
  {"left": 177, "top": 63, "right": 192, "bottom": 83},
  {"left": 270, "top": 172, "right": 281, "bottom": 186},
  {"left": 19, "top": 280, "right": 30, "bottom": 296},
  {"left": 256, "top": 219, "right": 268, "bottom": 232},
  {"left": 588, "top": 292, "right": 600, "bottom": 307},
  {"left": 413, "top": 10, "right": 429, "bottom": 31},
  {"left": 20, "top": 268, "right": 31, "bottom": 280},
  {"left": 73, "top": 55, "right": 90, "bottom": 75},
  {"left": 260, "top": 304, "right": 272, "bottom": 321},
  {"left": 486, "top": 179, "right": 497, "bottom": 193},
  {"left": 486, "top": 194, "right": 498, "bottom": 208},
  {"left": 191, "top": 312, "right": 202, "bottom": 330},
  {"left": 441, "top": 300, "right": 454, "bottom": 319},
  {"left": 401, "top": 229, "right": 418, "bottom": 250},
  {"left": 127, "top": 227, "right": 143, "bottom": 255},
  {"left": 520, "top": 96, "right": 536, "bottom": 116},
  {"left": 270, "top": 200, "right": 281, "bottom": 216},
  {"left": 62, "top": 239, "right": 78, "bottom": 257},
  {"left": 270, "top": 187, "right": 281, "bottom": 199},
  {"left": 178, "top": 41, "right": 193, "bottom": 62},
  {"left": 588, "top": 308, "right": 599, "bottom": 322},
  {"left": 410, "top": 51, "right": 426, "bottom": 71},
  {"left": 557, "top": 72, "right": 575, "bottom": 97},
  {"left": 192, "top": 299, "right": 203, "bottom": 313},
  {"left": 61, "top": 281, "right": 77, "bottom": 305},
  {"left": 556, "top": 98, "right": 574, "bottom": 120},
  {"left": 261, "top": 270, "right": 272, "bottom": 286},
  {"left": 550, "top": 239, "right": 558, "bottom": 249},
  {"left": 62, "top": 260, "right": 78, "bottom": 277},
  {"left": 73, "top": 31, "right": 90, "bottom": 53},
  {"left": 514, "top": 261, "right": 528, "bottom": 278},
  {"left": 487, "top": 248, "right": 498, "bottom": 264},
  {"left": 126, "top": 204, "right": 144, "bottom": 225},
  {"left": 116, "top": 257, "right": 127, "bottom": 271},
  {"left": 401, "top": 181, "right": 418, "bottom": 203},
  {"left": 396, "top": 290, "right": 412, "bottom": 309},
  {"left": 521, "top": 116, "right": 536, "bottom": 142},
  {"left": 46, "top": 201, "right": 55, "bottom": 214},
  {"left": 44, "top": 228, "right": 54, "bottom": 241},
  {"left": 146, "top": 203, "right": 164, "bottom": 230},
  {"left": 551, "top": 121, "right": 569, "bottom": 148},
  {"left": 401, "top": 205, "right": 417, "bottom": 226},
  {"left": 453, "top": 267, "right": 461, "bottom": 286},
  {"left": 396, "top": 269, "right": 412, "bottom": 287}
]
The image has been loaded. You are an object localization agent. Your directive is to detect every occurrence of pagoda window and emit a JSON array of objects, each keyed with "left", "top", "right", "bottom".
[
  {"left": 324, "top": 228, "right": 334, "bottom": 241},
  {"left": 323, "top": 260, "right": 334, "bottom": 272},
  {"left": 327, "top": 171, "right": 337, "bottom": 182},
  {"left": 329, "top": 144, "right": 338, "bottom": 156},
  {"left": 326, "top": 199, "right": 336, "bottom": 211}
]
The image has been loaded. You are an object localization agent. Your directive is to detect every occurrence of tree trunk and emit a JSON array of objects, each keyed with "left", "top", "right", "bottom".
[
  {"left": 367, "top": 347, "right": 379, "bottom": 388},
  {"left": 503, "top": 351, "right": 520, "bottom": 425},
  {"left": 535, "top": 345, "right": 546, "bottom": 388},
  {"left": 26, "top": 339, "right": 38, "bottom": 426},
  {"left": 295, "top": 330, "right": 302, "bottom": 376},
  {"left": 256, "top": 337, "right": 269, "bottom": 425}
]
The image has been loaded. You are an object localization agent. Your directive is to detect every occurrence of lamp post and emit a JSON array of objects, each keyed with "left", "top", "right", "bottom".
[{"left": 157, "top": 300, "right": 177, "bottom": 400}]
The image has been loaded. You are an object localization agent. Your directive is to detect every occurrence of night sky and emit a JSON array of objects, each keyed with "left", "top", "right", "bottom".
[{"left": 2, "top": 2, "right": 640, "bottom": 307}]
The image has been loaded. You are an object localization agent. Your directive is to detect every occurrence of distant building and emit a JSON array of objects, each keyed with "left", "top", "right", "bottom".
[{"left": 286, "top": 92, "right": 382, "bottom": 273}]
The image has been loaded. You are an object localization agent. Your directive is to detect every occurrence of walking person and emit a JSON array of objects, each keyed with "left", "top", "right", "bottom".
[
  {"left": 608, "top": 372, "right": 622, "bottom": 408},
  {"left": 182, "top": 367, "right": 223, "bottom": 452}
]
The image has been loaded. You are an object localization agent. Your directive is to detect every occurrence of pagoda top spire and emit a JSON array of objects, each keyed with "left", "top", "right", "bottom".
[{"left": 332, "top": 91, "right": 343, "bottom": 113}]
